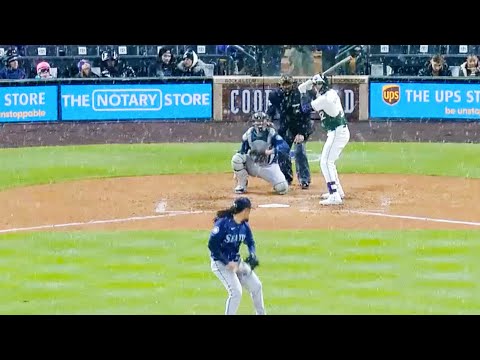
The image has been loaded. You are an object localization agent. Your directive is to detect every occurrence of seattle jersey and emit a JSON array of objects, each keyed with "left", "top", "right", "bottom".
[{"left": 208, "top": 215, "right": 256, "bottom": 265}]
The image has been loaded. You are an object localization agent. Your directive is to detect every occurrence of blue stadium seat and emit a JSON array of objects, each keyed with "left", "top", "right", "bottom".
[
  {"left": 68, "top": 45, "right": 100, "bottom": 56},
  {"left": 117, "top": 45, "right": 139, "bottom": 56},
  {"left": 388, "top": 45, "right": 407, "bottom": 54},
  {"left": 138, "top": 45, "right": 161, "bottom": 56},
  {"left": 24, "top": 45, "right": 58, "bottom": 56}
]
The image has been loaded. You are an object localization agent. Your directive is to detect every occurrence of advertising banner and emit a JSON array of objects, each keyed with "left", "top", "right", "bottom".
[
  {"left": 221, "top": 81, "right": 360, "bottom": 122},
  {"left": 370, "top": 81, "right": 480, "bottom": 120},
  {"left": 0, "top": 85, "right": 58, "bottom": 122},
  {"left": 60, "top": 83, "right": 213, "bottom": 121}
]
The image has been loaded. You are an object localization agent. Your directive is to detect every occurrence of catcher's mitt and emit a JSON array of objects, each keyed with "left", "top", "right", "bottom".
[
  {"left": 244, "top": 254, "right": 260, "bottom": 270},
  {"left": 249, "top": 150, "right": 268, "bottom": 165}
]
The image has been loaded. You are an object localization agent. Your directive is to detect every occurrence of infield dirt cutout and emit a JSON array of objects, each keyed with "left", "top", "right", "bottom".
[{"left": 0, "top": 173, "right": 479, "bottom": 232}]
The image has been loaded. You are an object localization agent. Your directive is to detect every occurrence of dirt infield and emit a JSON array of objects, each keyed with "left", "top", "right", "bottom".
[
  {"left": 0, "top": 120, "right": 479, "bottom": 148},
  {"left": 0, "top": 173, "right": 478, "bottom": 233},
  {"left": 0, "top": 120, "right": 478, "bottom": 233}
]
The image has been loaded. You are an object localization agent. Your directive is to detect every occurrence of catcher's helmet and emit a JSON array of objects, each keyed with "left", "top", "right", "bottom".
[
  {"left": 252, "top": 111, "right": 268, "bottom": 122},
  {"left": 251, "top": 111, "right": 269, "bottom": 131}
]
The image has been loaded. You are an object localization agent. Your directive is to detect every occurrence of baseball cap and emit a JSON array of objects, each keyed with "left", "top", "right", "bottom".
[
  {"left": 233, "top": 197, "right": 252, "bottom": 212},
  {"left": 77, "top": 59, "right": 90, "bottom": 72},
  {"left": 183, "top": 49, "right": 195, "bottom": 61}
]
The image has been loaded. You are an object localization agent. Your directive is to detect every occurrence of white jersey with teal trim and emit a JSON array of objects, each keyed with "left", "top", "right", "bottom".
[{"left": 311, "top": 89, "right": 347, "bottom": 132}]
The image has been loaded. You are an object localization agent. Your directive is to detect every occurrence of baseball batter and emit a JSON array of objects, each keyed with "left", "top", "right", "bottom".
[
  {"left": 298, "top": 74, "right": 350, "bottom": 205},
  {"left": 231, "top": 112, "right": 289, "bottom": 195},
  {"left": 208, "top": 197, "right": 265, "bottom": 315}
]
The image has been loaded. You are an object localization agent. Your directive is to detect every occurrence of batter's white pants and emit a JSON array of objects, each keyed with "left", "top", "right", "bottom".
[{"left": 320, "top": 125, "right": 350, "bottom": 194}]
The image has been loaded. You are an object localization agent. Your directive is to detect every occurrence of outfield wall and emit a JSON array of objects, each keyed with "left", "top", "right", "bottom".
[
  {"left": 212, "top": 76, "right": 369, "bottom": 122},
  {"left": 0, "top": 76, "right": 479, "bottom": 147}
]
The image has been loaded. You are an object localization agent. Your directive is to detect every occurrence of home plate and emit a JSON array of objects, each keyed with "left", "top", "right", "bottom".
[{"left": 258, "top": 203, "right": 290, "bottom": 208}]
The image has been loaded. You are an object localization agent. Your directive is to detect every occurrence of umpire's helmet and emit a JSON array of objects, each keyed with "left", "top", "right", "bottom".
[{"left": 279, "top": 74, "right": 294, "bottom": 94}]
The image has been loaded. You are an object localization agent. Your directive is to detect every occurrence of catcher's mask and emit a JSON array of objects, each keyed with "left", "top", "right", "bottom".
[
  {"left": 279, "top": 74, "right": 294, "bottom": 94},
  {"left": 251, "top": 111, "right": 269, "bottom": 132}
]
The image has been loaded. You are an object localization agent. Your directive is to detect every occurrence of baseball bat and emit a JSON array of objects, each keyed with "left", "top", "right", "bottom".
[{"left": 321, "top": 55, "right": 353, "bottom": 76}]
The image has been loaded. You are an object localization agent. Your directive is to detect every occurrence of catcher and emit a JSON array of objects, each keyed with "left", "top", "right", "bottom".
[
  {"left": 231, "top": 112, "right": 289, "bottom": 195},
  {"left": 208, "top": 196, "right": 265, "bottom": 315}
]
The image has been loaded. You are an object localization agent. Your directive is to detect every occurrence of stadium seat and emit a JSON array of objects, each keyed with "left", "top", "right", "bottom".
[{"left": 24, "top": 45, "right": 58, "bottom": 56}]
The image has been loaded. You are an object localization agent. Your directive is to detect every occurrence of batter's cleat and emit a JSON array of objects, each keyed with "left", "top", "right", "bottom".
[
  {"left": 320, "top": 192, "right": 343, "bottom": 205},
  {"left": 321, "top": 192, "right": 345, "bottom": 200},
  {"left": 301, "top": 182, "right": 310, "bottom": 190}
]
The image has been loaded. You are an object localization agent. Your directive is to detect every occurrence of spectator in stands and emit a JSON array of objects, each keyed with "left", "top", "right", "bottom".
[
  {"left": 14, "top": 45, "right": 26, "bottom": 57},
  {"left": 0, "top": 47, "right": 27, "bottom": 79},
  {"left": 148, "top": 46, "right": 178, "bottom": 77},
  {"left": 418, "top": 54, "right": 451, "bottom": 76},
  {"left": 316, "top": 45, "right": 340, "bottom": 73},
  {"left": 35, "top": 61, "right": 53, "bottom": 79},
  {"left": 176, "top": 49, "right": 206, "bottom": 77},
  {"left": 216, "top": 45, "right": 240, "bottom": 74},
  {"left": 216, "top": 45, "right": 261, "bottom": 75},
  {"left": 459, "top": 54, "right": 480, "bottom": 77},
  {"left": 75, "top": 59, "right": 99, "bottom": 78},
  {"left": 340, "top": 46, "right": 367, "bottom": 75},
  {"left": 262, "top": 45, "right": 282, "bottom": 76},
  {"left": 216, "top": 45, "right": 232, "bottom": 56},
  {"left": 288, "top": 45, "right": 314, "bottom": 76},
  {"left": 100, "top": 48, "right": 136, "bottom": 78}
]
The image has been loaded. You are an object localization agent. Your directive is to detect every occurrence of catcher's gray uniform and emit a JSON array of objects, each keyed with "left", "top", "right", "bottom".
[{"left": 231, "top": 126, "right": 289, "bottom": 195}]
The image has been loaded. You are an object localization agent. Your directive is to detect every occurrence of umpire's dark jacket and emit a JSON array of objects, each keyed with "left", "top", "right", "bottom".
[{"left": 267, "top": 88, "right": 313, "bottom": 141}]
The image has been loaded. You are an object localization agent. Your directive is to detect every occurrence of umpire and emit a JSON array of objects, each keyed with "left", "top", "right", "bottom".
[{"left": 267, "top": 74, "right": 314, "bottom": 189}]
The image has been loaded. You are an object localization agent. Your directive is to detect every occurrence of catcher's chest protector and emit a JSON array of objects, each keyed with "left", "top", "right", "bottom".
[
  {"left": 248, "top": 128, "right": 275, "bottom": 165},
  {"left": 247, "top": 128, "right": 273, "bottom": 150}
]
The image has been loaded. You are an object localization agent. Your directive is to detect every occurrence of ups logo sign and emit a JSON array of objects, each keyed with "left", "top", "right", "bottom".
[{"left": 382, "top": 84, "right": 400, "bottom": 105}]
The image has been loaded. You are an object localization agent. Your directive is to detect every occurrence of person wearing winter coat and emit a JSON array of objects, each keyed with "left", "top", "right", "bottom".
[{"left": 176, "top": 49, "right": 206, "bottom": 77}]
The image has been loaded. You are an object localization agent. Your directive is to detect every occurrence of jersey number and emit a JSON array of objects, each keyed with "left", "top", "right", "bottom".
[{"left": 319, "top": 110, "right": 326, "bottom": 121}]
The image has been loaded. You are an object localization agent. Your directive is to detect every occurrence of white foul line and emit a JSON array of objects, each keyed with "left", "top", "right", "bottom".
[
  {"left": 348, "top": 210, "right": 480, "bottom": 227},
  {"left": 0, "top": 210, "right": 203, "bottom": 234}
]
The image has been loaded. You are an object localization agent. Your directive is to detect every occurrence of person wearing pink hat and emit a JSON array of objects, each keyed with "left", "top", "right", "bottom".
[{"left": 35, "top": 61, "right": 53, "bottom": 79}]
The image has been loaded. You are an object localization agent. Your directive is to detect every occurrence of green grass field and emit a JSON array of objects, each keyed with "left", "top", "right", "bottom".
[{"left": 0, "top": 142, "right": 479, "bottom": 314}]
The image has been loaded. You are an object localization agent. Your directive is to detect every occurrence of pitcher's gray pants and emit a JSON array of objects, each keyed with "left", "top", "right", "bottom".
[{"left": 211, "top": 259, "right": 266, "bottom": 315}]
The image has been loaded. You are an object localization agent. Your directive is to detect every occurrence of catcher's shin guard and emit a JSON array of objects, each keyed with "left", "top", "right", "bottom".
[
  {"left": 232, "top": 153, "right": 248, "bottom": 193},
  {"left": 273, "top": 180, "right": 288, "bottom": 195},
  {"left": 234, "top": 170, "right": 248, "bottom": 193}
]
